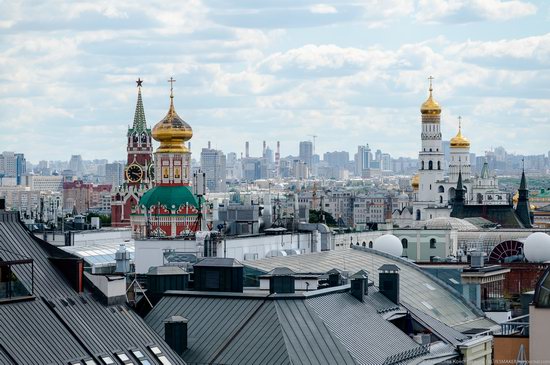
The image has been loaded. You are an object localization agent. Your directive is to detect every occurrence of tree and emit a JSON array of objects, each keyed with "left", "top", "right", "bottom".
[{"left": 309, "top": 209, "right": 337, "bottom": 226}]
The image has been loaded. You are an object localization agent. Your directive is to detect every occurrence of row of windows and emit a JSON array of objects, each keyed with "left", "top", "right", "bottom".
[
  {"left": 421, "top": 160, "right": 441, "bottom": 170},
  {"left": 401, "top": 238, "right": 437, "bottom": 249}
]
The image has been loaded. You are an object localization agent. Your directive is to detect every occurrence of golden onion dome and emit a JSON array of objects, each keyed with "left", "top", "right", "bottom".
[
  {"left": 420, "top": 77, "right": 441, "bottom": 115},
  {"left": 450, "top": 120, "right": 470, "bottom": 148},
  {"left": 411, "top": 174, "right": 420, "bottom": 190},
  {"left": 152, "top": 88, "right": 192, "bottom": 154}
]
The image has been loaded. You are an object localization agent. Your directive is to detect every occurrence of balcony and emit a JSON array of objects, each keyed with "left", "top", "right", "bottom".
[{"left": 0, "top": 250, "right": 34, "bottom": 303}]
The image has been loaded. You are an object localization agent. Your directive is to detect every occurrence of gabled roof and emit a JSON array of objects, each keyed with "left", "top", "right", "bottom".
[
  {"left": 0, "top": 211, "right": 185, "bottom": 364},
  {"left": 243, "top": 247, "right": 492, "bottom": 331},
  {"left": 146, "top": 289, "right": 437, "bottom": 365}
]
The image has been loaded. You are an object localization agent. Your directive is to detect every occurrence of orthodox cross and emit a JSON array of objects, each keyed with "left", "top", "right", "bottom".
[{"left": 168, "top": 77, "right": 176, "bottom": 97}]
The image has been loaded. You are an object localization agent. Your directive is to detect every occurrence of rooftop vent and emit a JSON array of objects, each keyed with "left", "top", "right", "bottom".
[
  {"left": 378, "top": 264, "right": 400, "bottom": 304},
  {"left": 193, "top": 258, "right": 244, "bottom": 292},
  {"left": 115, "top": 244, "right": 131, "bottom": 274},
  {"left": 350, "top": 269, "right": 369, "bottom": 302},
  {"left": 266, "top": 267, "right": 295, "bottom": 294}
]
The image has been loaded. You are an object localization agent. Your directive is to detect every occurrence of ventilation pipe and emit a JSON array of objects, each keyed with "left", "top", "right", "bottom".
[{"left": 164, "top": 316, "right": 188, "bottom": 355}]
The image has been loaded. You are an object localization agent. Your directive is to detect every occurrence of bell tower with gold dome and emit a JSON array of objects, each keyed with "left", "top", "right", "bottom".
[
  {"left": 416, "top": 77, "right": 445, "bottom": 217},
  {"left": 448, "top": 116, "right": 471, "bottom": 183},
  {"left": 131, "top": 78, "right": 203, "bottom": 238}
]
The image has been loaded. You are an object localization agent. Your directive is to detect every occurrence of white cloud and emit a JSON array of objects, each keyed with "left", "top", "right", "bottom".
[
  {"left": 416, "top": 0, "right": 537, "bottom": 22},
  {"left": 310, "top": 4, "right": 338, "bottom": 14}
]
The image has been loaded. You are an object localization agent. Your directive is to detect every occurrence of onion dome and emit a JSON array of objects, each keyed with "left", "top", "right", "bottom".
[
  {"left": 420, "top": 77, "right": 441, "bottom": 115},
  {"left": 152, "top": 79, "right": 192, "bottom": 154},
  {"left": 411, "top": 174, "right": 419, "bottom": 190},
  {"left": 450, "top": 118, "right": 470, "bottom": 148}
]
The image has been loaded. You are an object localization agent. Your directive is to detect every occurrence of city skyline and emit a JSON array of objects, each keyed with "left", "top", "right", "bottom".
[{"left": 2, "top": 1, "right": 550, "bottom": 162}]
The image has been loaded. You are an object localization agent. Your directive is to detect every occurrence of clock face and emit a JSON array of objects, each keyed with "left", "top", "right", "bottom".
[
  {"left": 126, "top": 164, "right": 143, "bottom": 183},
  {"left": 148, "top": 164, "right": 155, "bottom": 181}
]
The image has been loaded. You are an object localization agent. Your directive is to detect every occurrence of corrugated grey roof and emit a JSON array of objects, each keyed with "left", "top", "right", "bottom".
[
  {"left": 306, "top": 292, "right": 420, "bottom": 365},
  {"left": 403, "top": 303, "right": 468, "bottom": 346},
  {"left": 275, "top": 299, "right": 358, "bottom": 365},
  {"left": 0, "top": 299, "right": 89, "bottom": 364},
  {"left": 146, "top": 295, "right": 264, "bottom": 364},
  {"left": 363, "top": 286, "right": 401, "bottom": 313},
  {"left": 0, "top": 212, "right": 186, "bottom": 365},
  {"left": 215, "top": 301, "right": 291, "bottom": 365},
  {"left": 147, "top": 288, "right": 450, "bottom": 365},
  {"left": 0, "top": 212, "right": 75, "bottom": 298},
  {"left": 244, "top": 247, "right": 493, "bottom": 331}
]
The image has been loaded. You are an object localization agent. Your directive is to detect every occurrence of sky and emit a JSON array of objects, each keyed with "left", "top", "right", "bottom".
[{"left": 1, "top": 0, "right": 550, "bottom": 163}]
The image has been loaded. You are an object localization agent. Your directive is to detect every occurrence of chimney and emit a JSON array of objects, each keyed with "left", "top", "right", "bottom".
[
  {"left": 327, "top": 268, "right": 343, "bottom": 287},
  {"left": 208, "top": 141, "right": 211, "bottom": 149},
  {"left": 0, "top": 197, "right": 5, "bottom": 211},
  {"left": 378, "top": 264, "right": 400, "bottom": 304},
  {"left": 469, "top": 251, "right": 485, "bottom": 268},
  {"left": 350, "top": 270, "right": 369, "bottom": 302},
  {"left": 164, "top": 316, "right": 188, "bottom": 355},
  {"left": 268, "top": 267, "right": 295, "bottom": 294},
  {"left": 245, "top": 141, "right": 250, "bottom": 158}
]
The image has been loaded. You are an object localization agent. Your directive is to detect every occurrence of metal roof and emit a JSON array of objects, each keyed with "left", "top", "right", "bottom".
[
  {"left": 194, "top": 257, "right": 244, "bottom": 267},
  {"left": 145, "top": 288, "right": 456, "bottom": 365},
  {"left": 244, "top": 246, "right": 493, "bottom": 331},
  {"left": 0, "top": 212, "right": 186, "bottom": 364}
]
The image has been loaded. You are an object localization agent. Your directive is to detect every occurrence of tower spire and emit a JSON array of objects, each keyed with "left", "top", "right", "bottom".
[
  {"left": 132, "top": 78, "right": 147, "bottom": 132},
  {"left": 168, "top": 76, "right": 176, "bottom": 115}
]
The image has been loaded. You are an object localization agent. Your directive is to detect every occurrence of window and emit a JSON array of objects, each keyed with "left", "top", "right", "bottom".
[
  {"left": 428, "top": 160, "right": 433, "bottom": 170},
  {"left": 421, "top": 161, "right": 425, "bottom": 170},
  {"left": 437, "top": 161, "right": 441, "bottom": 170},
  {"left": 439, "top": 196, "right": 443, "bottom": 204},
  {"left": 369, "top": 241, "right": 373, "bottom": 248},
  {"left": 158, "top": 356, "right": 172, "bottom": 365},
  {"left": 430, "top": 238, "right": 436, "bottom": 249},
  {"left": 100, "top": 357, "right": 115, "bottom": 365},
  {"left": 401, "top": 238, "right": 408, "bottom": 249},
  {"left": 438, "top": 186, "right": 445, "bottom": 193}
]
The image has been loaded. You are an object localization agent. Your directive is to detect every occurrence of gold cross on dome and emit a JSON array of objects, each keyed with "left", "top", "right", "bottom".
[
  {"left": 428, "top": 76, "right": 434, "bottom": 91},
  {"left": 168, "top": 77, "right": 176, "bottom": 97}
]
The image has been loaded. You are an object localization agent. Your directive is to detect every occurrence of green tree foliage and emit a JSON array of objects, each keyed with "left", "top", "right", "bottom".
[{"left": 309, "top": 209, "right": 337, "bottom": 226}]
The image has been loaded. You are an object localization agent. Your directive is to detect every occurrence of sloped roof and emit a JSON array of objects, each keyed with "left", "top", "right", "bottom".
[
  {"left": 244, "top": 246, "right": 492, "bottom": 331},
  {"left": 146, "top": 288, "right": 437, "bottom": 365},
  {"left": 0, "top": 211, "right": 185, "bottom": 364}
]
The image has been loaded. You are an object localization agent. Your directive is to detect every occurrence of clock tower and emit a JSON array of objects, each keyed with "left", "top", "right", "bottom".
[{"left": 111, "top": 79, "right": 154, "bottom": 227}]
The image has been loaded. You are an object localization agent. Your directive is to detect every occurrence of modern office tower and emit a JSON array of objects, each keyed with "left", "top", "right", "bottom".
[
  {"left": 200, "top": 143, "right": 227, "bottom": 192},
  {"left": 68, "top": 155, "right": 85, "bottom": 176},
  {"left": 0, "top": 151, "right": 26, "bottom": 185},
  {"left": 105, "top": 162, "right": 125, "bottom": 188},
  {"left": 299, "top": 141, "right": 313, "bottom": 168}
]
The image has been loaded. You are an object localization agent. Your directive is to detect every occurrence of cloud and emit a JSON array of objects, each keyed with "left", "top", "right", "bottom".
[{"left": 416, "top": 0, "right": 537, "bottom": 23}]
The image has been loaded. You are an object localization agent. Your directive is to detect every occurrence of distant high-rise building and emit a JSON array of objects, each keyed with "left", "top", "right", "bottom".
[
  {"left": 200, "top": 145, "right": 227, "bottom": 192},
  {"left": 324, "top": 151, "right": 349, "bottom": 168},
  {"left": 299, "top": 141, "right": 313, "bottom": 168},
  {"left": 0, "top": 151, "right": 26, "bottom": 185},
  {"left": 68, "top": 155, "right": 85, "bottom": 176},
  {"left": 105, "top": 162, "right": 124, "bottom": 188}
]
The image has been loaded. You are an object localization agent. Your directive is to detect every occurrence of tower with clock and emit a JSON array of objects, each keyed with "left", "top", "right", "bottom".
[
  {"left": 111, "top": 79, "right": 154, "bottom": 227},
  {"left": 130, "top": 78, "right": 205, "bottom": 238}
]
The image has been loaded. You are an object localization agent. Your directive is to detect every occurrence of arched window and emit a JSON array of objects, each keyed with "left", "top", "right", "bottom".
[
  {"left": 368, "top": 241, "right": 373, "bottom": 248},
  {"left": 477, "top": 193, "right": 483, "bottom": 203},
  {"left": 362, "top": 241, "right": 366, "bottom": 247},
  {"left": 429, "top": 161, "right": 433, "bottom": 170},
  {"left": 430, "top": 238, "right": 436, "bottom": 249},
  {"left": 416, "top": 209, "right": 421, "bottom": 221},
  {"left": 437, "top": 161, "right": 441, "bottom": 170},
  {"left": 402, "top": 238, "right": 408, "bottom": 249},
  {"left": 421, "top": 161, "right": 425, "bottom": 170},
  {"left": 429, "top": 148, "right": 432, "bottom": 152},
  {"left": 439, "top": 196, "right": 443, "bottom": 204},
  {"left": 438, "top": 186, "right": 445, "bottom": 193}
]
